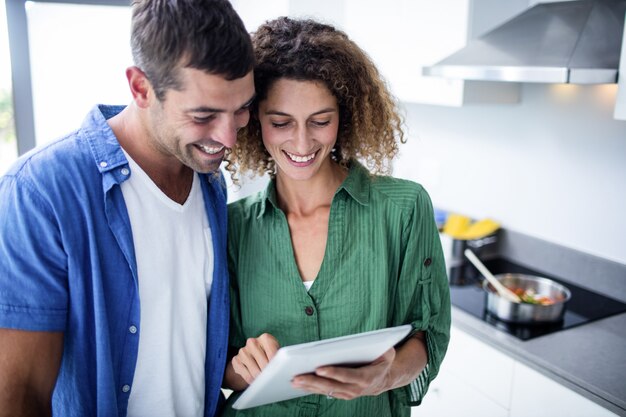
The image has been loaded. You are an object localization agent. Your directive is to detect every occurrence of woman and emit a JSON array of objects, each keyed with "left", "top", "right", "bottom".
[{"left": 222, "top": 17, "right": 450, "bottom": 417}]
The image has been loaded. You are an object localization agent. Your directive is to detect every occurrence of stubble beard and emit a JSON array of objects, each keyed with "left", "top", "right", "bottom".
[{"left": 150, "top": 110, "right": 223, "bottom": 174}]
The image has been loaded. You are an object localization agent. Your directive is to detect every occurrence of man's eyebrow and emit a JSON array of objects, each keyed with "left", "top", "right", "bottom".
[
  {"left": 186, "top": 95, "right": 256, "bottom": 114},
  {"left": 187, "top": 106, "right": 222, "bottom": 113}
]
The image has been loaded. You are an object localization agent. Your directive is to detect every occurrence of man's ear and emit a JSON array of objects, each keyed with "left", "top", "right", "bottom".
[{"left": 126, "top": 66, "right": 152, "bottom": 108}]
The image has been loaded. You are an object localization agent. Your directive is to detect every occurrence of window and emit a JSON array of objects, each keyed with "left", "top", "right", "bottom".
[
  {"left": 0, "top": 0, "right": 17, "bottom": 175},
  {"left": 26, "top": 2, "right": 132, "bottom": 146}
]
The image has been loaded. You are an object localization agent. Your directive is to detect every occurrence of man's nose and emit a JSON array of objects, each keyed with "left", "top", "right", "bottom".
[{"left": 214, "top": 116, "right": 238, "bottom": 149}]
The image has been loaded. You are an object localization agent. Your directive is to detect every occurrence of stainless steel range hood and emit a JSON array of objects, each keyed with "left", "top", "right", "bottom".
[{"left": 423, "top": 0, "right": 626, "bottom": 84}]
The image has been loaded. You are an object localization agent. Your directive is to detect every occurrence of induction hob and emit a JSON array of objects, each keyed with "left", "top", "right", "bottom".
[{"left": 449, "top": 258, "right": 626, "bottom": 340}]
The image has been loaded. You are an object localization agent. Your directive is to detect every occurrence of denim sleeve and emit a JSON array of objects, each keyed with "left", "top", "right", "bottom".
[{"left": 0, "top": 175, "right": 68, "bottom": 331}]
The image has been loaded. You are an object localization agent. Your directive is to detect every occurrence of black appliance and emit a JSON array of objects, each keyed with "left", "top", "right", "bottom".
[{"left": 449, "top": 257, "right": 626, "bottom": 340}]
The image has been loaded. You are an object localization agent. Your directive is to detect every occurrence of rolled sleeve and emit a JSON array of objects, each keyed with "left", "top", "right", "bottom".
[
  {"left": 393, "top": 187, "right": 451, "bottom": 406},
  {"left": 0, "top": 174, "right": 68, "bottom": 331}
]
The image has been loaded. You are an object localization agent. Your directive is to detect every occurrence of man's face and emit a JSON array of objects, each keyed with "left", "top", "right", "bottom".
[{"left": 148, "top": 68, "right": 255, "bottom": 173}]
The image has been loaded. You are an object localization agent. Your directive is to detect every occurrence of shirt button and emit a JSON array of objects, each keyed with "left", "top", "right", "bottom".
[
  {"left": 99, "top": 161, "right": 108, "bottom": 168},
  {"left": 121, "top": 167, "right": 130, "bottom": 176},
  {"left": 129, "top": 325, "right": 137, "bottom": 334},
  {"left": 424, "top": 258, "right": 432, "bottom": 267},
  {"left": 122, "top": 384, "right": 131, "bottom": 393},
  {"left": 304, "top": 306, "right": 314, "bottom": 316}
]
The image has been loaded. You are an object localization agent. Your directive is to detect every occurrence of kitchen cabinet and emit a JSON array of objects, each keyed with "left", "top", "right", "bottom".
[
  {"left": 342, "top": 0, "right": 527, "bottom": 106},
  {"left": 414, "top": 326, "right": 513, "bottom": 416},
  {"left": 417, "top": 324, "right": 620, "bottom": 416},
  {"left": 414, "top": 365, "right": 509, "bottom": 417},
  {"left": 510, "top": 362, "right": 619, "bottom": 417}
]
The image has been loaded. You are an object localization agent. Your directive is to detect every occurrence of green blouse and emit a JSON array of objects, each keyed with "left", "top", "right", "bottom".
[{"left": 223, "top": 161, "right": 451, "bottom": 417}]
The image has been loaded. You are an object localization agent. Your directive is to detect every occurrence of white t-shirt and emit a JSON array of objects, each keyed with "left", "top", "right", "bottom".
[{"left": 121, "top": 152, "right": 213, "bottom": 417}]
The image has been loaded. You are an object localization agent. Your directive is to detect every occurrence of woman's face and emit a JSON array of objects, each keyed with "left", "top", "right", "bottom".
[{"left": 258, "top": 79, "right": 339, "bottom": 182}]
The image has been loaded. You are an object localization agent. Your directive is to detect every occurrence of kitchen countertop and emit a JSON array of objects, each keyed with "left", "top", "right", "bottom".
[
  {"left": 451, "top": 305, "right": 626, "bottom": 416},
  {"left": 436, "top": 225, "right": 626, "bottom": 415}
]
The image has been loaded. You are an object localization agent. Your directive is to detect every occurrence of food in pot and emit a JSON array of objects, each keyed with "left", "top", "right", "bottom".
[
  {"left": 484, "top": 273, "right": 571, "bottom": 323},
  {"left": 510, "top": 287, "right": 554, "bottom": 305}
]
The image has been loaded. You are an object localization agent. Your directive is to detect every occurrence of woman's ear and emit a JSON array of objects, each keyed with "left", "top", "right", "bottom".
[{"left": 126, "top": 66, "right": 152, "bottom": 108}]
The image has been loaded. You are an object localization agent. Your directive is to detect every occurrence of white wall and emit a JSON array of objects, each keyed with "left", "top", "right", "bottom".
[
  {"left": 229, "top": 0, "right": 626, "bottom": 266},
  {"left": 394, "top": 84, "right": 626, "bottom": 265}
]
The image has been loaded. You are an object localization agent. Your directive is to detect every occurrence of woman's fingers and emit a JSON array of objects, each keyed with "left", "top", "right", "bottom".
[
  {"left": 232, "top": 333, "right": 280, "bottom": 384},
  {"left": 232, "top": 347, "right": 260, "bottom": 383},
  {"left": 257, "top": 332, "right": 280, "bottom": 362},
  {"left": 292, "top": 348, "right": 397, "bottom": 399}
]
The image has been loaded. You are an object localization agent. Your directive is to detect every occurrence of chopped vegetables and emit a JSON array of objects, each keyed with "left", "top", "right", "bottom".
[{"left": 511, "top": 287, "right": 556, "bottom": 305}]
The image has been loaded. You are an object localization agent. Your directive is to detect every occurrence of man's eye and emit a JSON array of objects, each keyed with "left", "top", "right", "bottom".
[{"left": 193, "top": 115, "right": 215, "bottom": 124}]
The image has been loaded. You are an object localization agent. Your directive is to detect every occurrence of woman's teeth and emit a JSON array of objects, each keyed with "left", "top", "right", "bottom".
[
  {"left": 285, "top": 151, "right": 316, "bottom": 163},
  {"left": 198, "top": 144, "right": 225, "bottom": 155}
]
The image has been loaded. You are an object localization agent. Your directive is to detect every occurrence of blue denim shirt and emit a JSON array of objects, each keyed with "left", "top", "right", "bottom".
[{"left": 0, "top": 105, "right": 230, "bottom": 417}]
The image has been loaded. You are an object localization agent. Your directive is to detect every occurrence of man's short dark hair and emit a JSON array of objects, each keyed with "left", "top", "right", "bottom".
[{"left": 130, "top": 0, "right": 254, "bottom": 100}]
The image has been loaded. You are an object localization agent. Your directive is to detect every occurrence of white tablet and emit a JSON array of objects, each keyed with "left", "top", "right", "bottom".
[{"left": 232, "top": 324, "right": 413, "bottom": 410}]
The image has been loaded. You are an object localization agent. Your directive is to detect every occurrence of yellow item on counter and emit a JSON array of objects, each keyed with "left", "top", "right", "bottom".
[
  {"left": 443, "top": 215, "right": 500, "bottom": 240},
  {"left": 442, "top": 214, "right": 471, "bottom": 238},
  {"left": 459, "top": 218, "right": 500, "bottom": 240}
]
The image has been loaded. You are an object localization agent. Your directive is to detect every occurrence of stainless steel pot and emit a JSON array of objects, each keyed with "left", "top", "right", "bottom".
[
  {"left": 448, "top": 235, "right": 498, "bottom": 285},
  {"left": 482, "top": 273, "right": 571, "bottom": 323}
]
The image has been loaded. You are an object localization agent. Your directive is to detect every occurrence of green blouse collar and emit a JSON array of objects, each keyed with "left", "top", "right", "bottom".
[{"left": 257, "top": 160, "right": 372, "bottom": 218}]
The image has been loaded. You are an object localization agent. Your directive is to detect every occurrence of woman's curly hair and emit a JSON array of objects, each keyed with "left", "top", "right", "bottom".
[{"left": 226, "top": 17, "right": 405, "bottom": 181}]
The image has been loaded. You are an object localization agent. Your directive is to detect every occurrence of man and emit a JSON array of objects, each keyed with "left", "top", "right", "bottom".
[{"left": 0, "top": 1, "right": 254, "bottom": 416}]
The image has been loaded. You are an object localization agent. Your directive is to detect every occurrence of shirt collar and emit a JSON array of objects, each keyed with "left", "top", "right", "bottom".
[
  {"left": 256, "top": 159, "right": 371, "bottom": 219},
  {"left": 83, "top": 104, "right": 128, "bottom": 173},
  {"left": 257, "top": 179, "right": 279, "bottom": 218},
  {"left": 337, "top": 160, "right": 371, "bottom": 206}
]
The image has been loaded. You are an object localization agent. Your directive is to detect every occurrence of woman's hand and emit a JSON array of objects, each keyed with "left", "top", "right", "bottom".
[
  {"left": 291, "top": 348, "right": 396, "bottom": 400},
  {"left": 290, "top": 331, "right": 428, "bottom": 400},
  {"left": 225, "top": 333, "right": 280, "bottom": 390}
]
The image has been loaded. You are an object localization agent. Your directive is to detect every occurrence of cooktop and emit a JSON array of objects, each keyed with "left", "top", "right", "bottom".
[{"left": 449, "top": 257, "right": 626, "bottom": 340}]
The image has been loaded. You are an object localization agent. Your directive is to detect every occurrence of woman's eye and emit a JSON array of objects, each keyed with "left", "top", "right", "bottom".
[
  {"left": 271, "top": 121, "right": 290, "bottom": 128},
  {"left": 311, "top": 120, "right": 330, "bottom": 127}
]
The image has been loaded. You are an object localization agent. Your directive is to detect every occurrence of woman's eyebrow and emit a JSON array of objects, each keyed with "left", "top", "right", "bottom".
[{"left": 264, "top": 108, "right": 336, "bottom": 116}]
